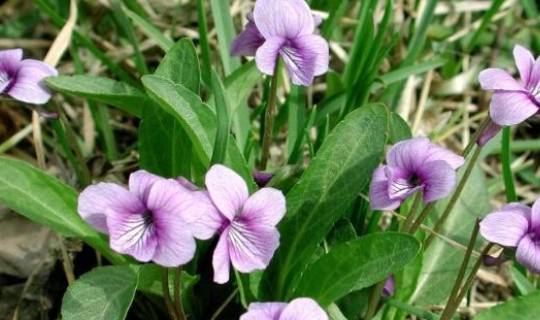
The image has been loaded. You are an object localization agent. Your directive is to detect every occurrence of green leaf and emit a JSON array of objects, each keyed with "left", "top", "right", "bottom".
[
  {"left": 293, "top": 233, "right": 420, "bottom": 306},
  {"left": 62, "top": 266, "right": 138, "bottom": 320},
  {"left": 261, "top": 103, "right": 389, "bottom": 300},
  {"left": 46, "top": 75, "right": 146, "bottom": 117},
  {"left": 0, "top": 156, "right": 127, "bottom": 264},
  {"left": 475, "top": 290, "right": 540, "bottom": 320},
  {"left": 209, "top": 0, "right": 240, "bottom": 75},
  {"left": 388, "top": 112, "right": 412, "bottom": 143},
  {"left": 141, "top": 75, "right": 255, "bottom": 189},
  {"left": 210, "top": 70, "right": 231, "bottom": 164},
  {"left": 139, "top": 39, "right": 200, "bottom": 177},
  {"left": 136, "top": 265, "right": 198, "bottom": 296},
  {"left": 410, "top": 166, "right": 491, "bottom": 305},
  {"left": 509, "top": 266, "right": 535, "bottom": 296}
]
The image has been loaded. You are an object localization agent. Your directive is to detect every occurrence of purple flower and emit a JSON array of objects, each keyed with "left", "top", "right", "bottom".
[
  {"left": 78, "top": 170, "right": 215, "bottom": 267},
  {"left": 232, "top": 0, "right": 329, "bottom": 86},
  {"left": 477, "top": 122, "right": 502, "bottom": 147},
  {"left": 382, "top": 276, "right": 395, "bottom": 297},
  {"left": 240, "top": 298, "right": 327, "bottom": 320},
  {"left": 480, "top": 199, "right": 540, "bottom": 273},
  {"left": 0, "top": 48, "right": 57, "bottom": 104},
  {"left": 479, "top": 45, "right": 540, "bottom": 126},
  {"left": 369, "top": 137, "right": 464, "bottom": 211},
  {"left": 202, "top": 165, "right": 286, "bottom": 284}
]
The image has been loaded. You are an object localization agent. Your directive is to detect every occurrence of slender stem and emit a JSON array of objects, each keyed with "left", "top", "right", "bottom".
[
  {"left": 440, "top": 219, "right": 480, "bottom": 319},
  {"left": 462, "top": 117, "right": 491, "bottom": 158},
  {"left": 57, "top": 234, "right": 76, "bottom": 284},
  {"left": 402, "top": 192, "right": 422, "bottom": 232},
  {"left": 173, "top": 267, "right": 186, "bottom": 320},
  {"left": 364, "top": 280, "right": 386, "bottom": 320},
  {"left": 196, "top": 0, "right": 212, "bottom": 86},
  {"left": 162, "top": 269, "right": 177, "bottom": 320},
  {"left": 258, "top": 61, "right": 280, "bottom": 170},
  {"left": 440, "top": 243, "right": 494, "bottom": 320},
  {"left": 407, "top": 203, "right": 435, "bottom": 234},
  {"left": 424, "top": 147, "right": 482, "bottom": 246},
  {"left": 31, "top": 110, "right": 46, "bottom": 169},
  {"left": 210, "top": 288, "right": 239, "bottom": 320},
  {"left": 501, "top": 127, "right": 517, "bottom": 202}
]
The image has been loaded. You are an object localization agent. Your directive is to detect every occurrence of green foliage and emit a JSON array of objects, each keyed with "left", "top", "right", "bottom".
[
  {"left": 261, "top": 104, "right": 389, "bottom": 300},
  {"left": 293, "top": 233, "right": 420, "bottom": 306},
  {"left": 475, "top": 290, "right": 540, "bottom": 320}
]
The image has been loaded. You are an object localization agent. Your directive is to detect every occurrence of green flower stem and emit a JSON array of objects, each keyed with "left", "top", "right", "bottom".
[
  {"left": 424, "top": 146, "right": 482, "bottom": 246},
  {"left": 502, "top": 127, "right": 517, "bottom": 202},
  {"left": 162, "top": 269, "right": 177, "bottom": 320},
  {"left": 407, "top": 203, "right": 435, "bottom": 234},
  {"left": 461, "top": 117, "right": 491, "bottom": 158},
  {"left": 173, "top": 267, "right": 186, "bottom": 320},
  {"left": 364, "top": 280, "right": 386, "bottom": 320},
  {"left": 440, "top": 219, "right": 480, "bottom": 320},
  {"left": 402, "top": 192, "right": 422, "bottom": 232},
  {"left": 440, "top": 243, "right": 494, "bottom": 320},
  {"left": 258, "top": 61, "right": 281, "bottom": 170}
]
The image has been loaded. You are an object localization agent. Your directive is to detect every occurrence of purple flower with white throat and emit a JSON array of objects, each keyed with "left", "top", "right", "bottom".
[
  {"left": 233, "top": 0, "right": 329, "bottom": 86},
  {"left": 479, "top": 45, "right": 540, "bottom": 126},
  {"left": 480, "top": 199, "right": 540, "bottom": 273},
  {"left": 78, "top": 170, "right": 213, "bottom": 267},
  {"left": 0, "top": 49, "right": 57, "bottom": 104},
  {"left": 369, "top": 137, "right": 464, "bottom": 211},
  {"left": 240, "top": 298, "right": 327, "bottom": 320},
  {"left": 202, "top": 164, "right": 286, "bottom": 284}
]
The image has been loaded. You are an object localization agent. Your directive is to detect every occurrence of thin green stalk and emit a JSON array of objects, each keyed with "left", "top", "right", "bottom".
[
  {"left": 173, "top": 268, "right": 186, "bottom": 320},
  {"left": 407, "top": 203, "right": 435, "bottom": 234},
  {"left": 440, "top": 219, "right": 480, "bottom": 320},
  {"left": 384, "top": 299, "right": 439, "bottom": 320},
  {"left": 402, "top": 192, "right": 422, "bottom": 232},
  {"left": 258, "top": 62, "right": 280, "bottom": 170},
  {"left": 162, "top": 269, "right": 177, "bottom": 320},
  {"left": 196, "top": 0, "right": 212, "bottom": 86},
  {"left": 210, "top": 288, "right": 239, "bottom": 320},
  {"left": 462, "top": 117, "right": 491, "bottom": 158},
  {"left": 425, "top": 147, "right": 482, "bottom": 246},
  {"left": 364, "top": 280, "right": 386, "bottom": 320},
  {"left": 440, "top": 243, "right": 494, "bottom": 320},
  {"left": 502, "top": 127, "right": 517, "bottom": 202}
]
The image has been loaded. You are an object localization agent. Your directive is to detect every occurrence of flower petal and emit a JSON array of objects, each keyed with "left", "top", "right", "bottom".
[
  {"left": 129, "top": 170, "right": 161, "bottom": 203},
  {"left": 213, "top": 232, "right": 231, "bottom": 284},
  {"left": 228, "top": 223, "right": 279, "bottom": 273},
  {"left": 107, "top": 211, "right": 158, "bottom": 262},
  {"left": 369, "top": 165, "right": 402, "bottom": 211},
  {"left": 205, "top": 164, "right": 249, "bottom": 221},
  {"left": 231, "top": 20, "right": 265, "bottom": 57},
  {"left": 516, "top": 235, "right": 540, "bottom": 274},
  {"left": 280, "top": 298, "right": 328, "bottom": 320},
  {"left": 478, "top": 68, "right": 524, "bottom": 91},
  {"left": 278, "top": 35, "right": 329, "bottom": 86},
  {"left": 419, "top": 161, "right": 457, "bottom": 203},
  {"left": 152, "top": 217, "right": 196, "bottom": 267},
  {"left": 531, "top": 198, "right": 540, "bottom": 231},
  {"left": 387, "top": 137, "right": 431, "bottom": 172},
  {"left": 241, "top": 187, "right": 286, "bottom": 227},
  {"left": 0, "top": 49, "right": 23, "bottom": 93},
  {"left": 514, "top": 45, "right": 535, "bottom": 87},
  {"left": 489, "top": 91, "right": 538, "bottom": 126},
  {"left": 255, "top": 37, "right": 286, "bottom": 76},
  {"left": 479, "top": 210, "right": 529, "bottom": 247},
  {"left": 425, "top": 145, "right": 464, "bottom": 170},
  {"left": 254, "top": 0, "right": 314, "bottom": 39},
  {"left": 477, "top": 122, "right": 502, "bottom": 147},
  {"left": 240, "top": 302, "right": 287, "bottom": 320},
  {"left": 183, "top": 191, "right": 224, "bottom": 240},
  {"left": 0, "top": 48, "right": 23, "bottom": 65},
  {"left": 386, "top": 166, "right": 421, "bottom": 200},
  {"left": 78, "top": 182, "right": 144, "bottom": 233},
  {"left": 6, "top": 59, "right": 57, "bottom": 104}
]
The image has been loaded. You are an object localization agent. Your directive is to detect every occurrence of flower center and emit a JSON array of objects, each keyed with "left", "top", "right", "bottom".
[{"left": 0, "top": 70, "right": 11, "bottom": 88}]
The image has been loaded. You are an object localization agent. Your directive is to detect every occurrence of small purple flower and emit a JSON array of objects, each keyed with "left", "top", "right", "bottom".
[
  {"left": 0, "top": 48, "right": 57, "bottom": 104},
  {"left": 479, "top": 45, "right": 540, "bottom": 126},
  {"left": 369, "top": 137, "right": 464, "bottom": 211},
  {"left": 78, "top": 170, "right": 215, "bottom": 267},
  {"left": 253, "top": 171, "right": 274, "bottom": 188},
  {"left": 477, "top": 122, "right": 502, "bottom": 147},
  {"left": 232, "top": 0, "right": 329, "bottom": 86},
  {"left": 382, "top": 276, "right": 395, "bottom": 297},
  {"left": 240, "top": 298, "right": 327, "bottom": 320},
  {"left": 480, "top": 199, "right": 540, "bottom": 273},
  {"left": 202, "top": 164, "right": 286, "bottom": 284}
]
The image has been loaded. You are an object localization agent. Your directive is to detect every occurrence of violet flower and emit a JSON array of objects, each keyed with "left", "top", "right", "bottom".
[
  {"left": 240, "top": 298, "right": 327, "bottom": 320},
  {"left": 202, "top": 165, "right": 286, "bottom": 284},
  {"left": 0, "top": 49, "right": 57, "bottom": 104},
  {"left": 480, "top": 199, "right": 540, "bottom": 273},
  {"left": 78, "top": 170, "right": 215, "bottom": 267},
  {"left": 232, "top": 0, "right": 329, "bottom": 86},
  {"left": 479, "top": 45, "right": 540, "bottom": 126},
  {"left": 382, "top": 276, "right": 395, "bottom": 297},
  {"left": 369, "top": 137, "right": 465, "bottom": 211}
]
